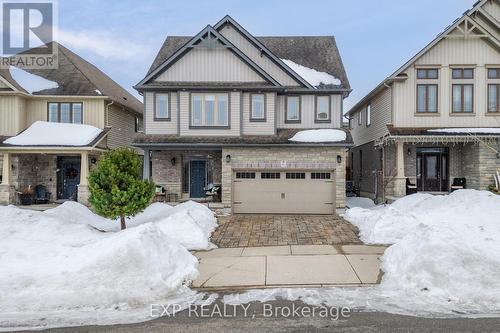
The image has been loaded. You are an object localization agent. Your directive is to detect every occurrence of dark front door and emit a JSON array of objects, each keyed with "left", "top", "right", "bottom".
[
  {"left": 57, "top": 156, "right": 81, "bottom": 200},
  {"left": 189, "top": 160, "right": 206, "bottom": 198},
  {"left": 417, "top": 148, "right": 449, "bottom": 192}
]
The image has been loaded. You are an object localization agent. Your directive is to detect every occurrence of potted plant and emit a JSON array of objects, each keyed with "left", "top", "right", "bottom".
[{"left": 17, "top": 185, "right": 33, "bottom": 205}]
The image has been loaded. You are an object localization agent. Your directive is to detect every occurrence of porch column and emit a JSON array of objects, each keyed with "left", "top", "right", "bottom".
[
  {"left": 80, "top": 152, "right": 89, "bottom": 186},
  {"left": 396, "top": 140, "right": 405, "bottom": 178},
  {"left": 1, "top": 153, "right": 10, "bottom": 185},
  {"left": 143, "top": 149, "right": 150, "bottom": 180}
]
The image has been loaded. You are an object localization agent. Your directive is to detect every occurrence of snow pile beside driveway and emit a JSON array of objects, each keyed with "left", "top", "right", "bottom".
[
  {"left": 0, "top": 201, "right": 218, "bottom": 330},
  {"left": 225, "top": 190, "right": 500, "bottom": 317},
  {"left": 45, "top": 200, "right": 217, "bottom": 250},
  {"left": 346, "top": 197, "right": 376, "bottom": 209}
]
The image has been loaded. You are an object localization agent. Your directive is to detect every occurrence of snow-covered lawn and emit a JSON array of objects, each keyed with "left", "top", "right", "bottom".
[
  {"left": 225, "top": 190, "right": 500, "bottom": 318},
  {"left": 0, "top": 201, "right": 217, "bottom": 331}
]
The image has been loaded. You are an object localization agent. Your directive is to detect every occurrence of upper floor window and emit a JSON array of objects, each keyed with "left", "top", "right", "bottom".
[
  {"left": 315, "top": 96, "right": 330, "bottom": 122},
  {"left": 357, "top": 110, "right": 362, "bottom": 125},
  {"left": 48, "top": 102, "right": 82, "bottom": 124},
  {"left": 417, "top": 85, "right": 438, "bottom": 113},
  {"left": 250, "top": 94, "right": 265, "bottom": 121},
  {"left": 416, "top": 68, "right": 438, "bottom": 79},
  {"left": 348, "top": 117, "right": 353, "bottom": 130},
  {"left": 488, "top": 68, "right": 500, "bottom": 79},
  {"left": 191, "top": 93, "right": 228, "bottom": 127},
  {"left": 488, "top": 84, "right": 499, "bottom": 113},
  {"left": 155, "top": 93, "right": 169, "bottom": 120},
  {"left": 135, "top": 116, "right": 143, "bottom": 132},
  {"left": 366, "top": 104, "right": 371, "bottom": 126},
  {"left": 286, "top": 96, "right": 300, "bottom": 123},
  {"left": 452, "top": 68, "right": 474, "bottom": 79}
]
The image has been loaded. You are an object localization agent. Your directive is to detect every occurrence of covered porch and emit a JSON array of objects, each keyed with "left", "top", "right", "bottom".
[{"left": 378, "top": 128, "right": 500, "bottom": 200}]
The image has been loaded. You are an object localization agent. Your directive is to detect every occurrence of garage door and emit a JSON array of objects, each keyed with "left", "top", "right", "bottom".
[{"left": 233, "top": 171, "right": 335, "bottom": 214}]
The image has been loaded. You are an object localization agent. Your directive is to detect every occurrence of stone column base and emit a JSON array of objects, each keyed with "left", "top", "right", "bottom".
[
  {"left": 77, "top": 185, "right": 90, "bottom": 206},
  {"left": 386, "top": 177, "right": 406, "bottom": 198},
  {"left": 0, "top": 184, "right": 14, "bottom": 205}
]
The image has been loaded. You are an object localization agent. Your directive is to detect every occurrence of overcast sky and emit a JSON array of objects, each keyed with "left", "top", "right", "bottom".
[{"left": 57, "top": 0, "right": 476, "bottom": 112}]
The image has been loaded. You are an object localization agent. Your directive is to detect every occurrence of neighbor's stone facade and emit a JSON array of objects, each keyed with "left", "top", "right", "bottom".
[{"left": 221, "top": 147, "right": 347, "bottom": 209}]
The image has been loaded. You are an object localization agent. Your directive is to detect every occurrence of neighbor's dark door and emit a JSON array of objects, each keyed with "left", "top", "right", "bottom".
[
  {"left": 57, "top": 157, "right": 81, "bottom": 200},
  {"left": 189, "top": 160, "right": 206, "bottom": 198},
  {"left": 416, "top": 148, "right": 449, "bottom": 192}
]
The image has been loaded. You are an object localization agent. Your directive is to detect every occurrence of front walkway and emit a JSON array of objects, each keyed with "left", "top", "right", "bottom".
[
  {"left": 212, "top": 215, "right": 361, "bottom": 247},
  {"left": 192, "top": 244, "right": 387, "bottom": 289}
]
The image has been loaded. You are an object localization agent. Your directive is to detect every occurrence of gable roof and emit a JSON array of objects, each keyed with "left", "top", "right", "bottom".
[
  {"left": 140, "top": 16, "right": 350, "bottom": 91},
  {"left": 0, "top": 42, "right": 142, "bottom": 113},
  {"left": 347, "top": 0, "right": 500, "bottom": 116}
]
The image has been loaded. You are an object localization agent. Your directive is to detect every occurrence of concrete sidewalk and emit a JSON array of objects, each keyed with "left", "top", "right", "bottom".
[{"left": 192, "top": 244, "right": 387, "bottom": 289}]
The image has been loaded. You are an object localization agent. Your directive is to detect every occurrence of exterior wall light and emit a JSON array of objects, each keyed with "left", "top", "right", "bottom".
[
  {"left": 337, "top": 155, "right": 342, "bottom": 164},
  {"left": 407, "top": 148, "right": 412, "bottom": 156},
  {"left": 225, "top": 154, "right": 231, "bottom": 163},
  {"left": 170, "top": 157, "right": 176, "bottom": 166}
]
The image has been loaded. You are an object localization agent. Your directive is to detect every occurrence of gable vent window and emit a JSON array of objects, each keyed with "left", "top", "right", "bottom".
[
  {"left": 416, "top": 68, "right": 439, "bottom": 79},
  {"left": 286, "top": 172, "right": 306, "bottom": 179},
  {"left": 155, "top": 93, "right": 169, "bottom": 120},
  {"left": 48, "top": 102, "right": 83, "bottom": 124},
  {"left": 261, "top": 172, "right": 280, "bottom": 179},
  {"left": 488, "top": 68, "right": 500, "bottom": 79},
  {"left": 250, "top": 94, "right": 265, "bottom": 121},
  {"left": 191, "top": 93, "right": 229, "bottom": 127}
]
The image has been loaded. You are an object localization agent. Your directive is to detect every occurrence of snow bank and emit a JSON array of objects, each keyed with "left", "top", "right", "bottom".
[
  {"left": 3, "top": 121, "right": 102, "bottom": 146},
  {"left": 224, "top": 190, "right": 500, "bottom": 317},
  {"left": 289, "top": 129, "right": 346, "bottom": 143},
  {"left": 346, "top": 197, "right": 375, "bottom": 209},
  {"left": 427, "top": 128, "right": 500, "bottom": 134},
  {"left": 281, "top": 59, "right": 341, "bottom": 86},
  {"left": 0, "top": 201, "right": 217, "bottom": 329},
  {"left": 45, "top": 200, "right": 217, "bottom": 250},
  {"left": 9, "top": 66, "right": 58, "bottom": 94}
]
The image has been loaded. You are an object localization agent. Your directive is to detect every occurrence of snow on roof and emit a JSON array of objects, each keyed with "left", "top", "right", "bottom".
[
  {"left": 289, "top": 129, "right": 346, "bottom": 143},
  {"left": 9, "top": 66, "right": 58, "bottom": 94},
  {"left": 3, "top": 121, "right": 103, "bottom": 146},
  {"left": 427, "top": 128, "right": 500, "bottom": 134},
  {"left": 281, "top": 59, "right": 341, "bottom": 87}
]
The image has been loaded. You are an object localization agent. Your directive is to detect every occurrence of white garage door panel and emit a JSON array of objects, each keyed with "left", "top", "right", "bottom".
[{"left": 233, "top": 171, "right": 335, "bottom": 214}]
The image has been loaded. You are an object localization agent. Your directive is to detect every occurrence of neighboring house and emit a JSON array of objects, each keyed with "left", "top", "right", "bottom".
[
  {"left": 134, "top": 15, "right": 352, "bottom": 214},
  {"left": 0, "top": 42, "right": 143, "bottom": 205},
  {"left": 348, "top": 0, "right": 500, "bottom": 202}
]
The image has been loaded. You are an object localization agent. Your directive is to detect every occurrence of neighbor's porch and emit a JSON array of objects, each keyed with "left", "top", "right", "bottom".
[
  {"left": 380, "top": 135, "right": 500, "bottom": 200},
  {"left": 0, "top": 150, "right": 100, "bottom": 206},
  {"left": 144, "top": 149, "right": 223, "bottom": 204}
]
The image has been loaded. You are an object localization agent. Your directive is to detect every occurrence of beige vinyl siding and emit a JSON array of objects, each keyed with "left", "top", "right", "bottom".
[
  {"left": 219, "top": 25, "right": 300, "bottom": 87},
  {"left": 155, "top": 48, "right": 265, "bottom": 83},
  {"left": 350, "top": 87, "right": 392, "bottom": 146},
  {"left": 25, "top": 98, "right": 106, "bottom": 128},
  {"left": 393, "top": 37, "right": 500, "bottom": 128},
  {"left": 483, "top": 0, "right": 500, "bottom": 22},
  {"left": 144, "top": 91, "right": 178, "bottom": 135},
  {"left": 178, "top": 91, "right": 241, "bottom": 136},
  {"left": 276, "top": 94, "right": 341, "bottom": 129},
  {"left": 241, "top": 92, "right": 275, "bottom": 135},
  {"left": 107, "top": 105, "right": 140, "bottom": 149},
  {"left": 0, "top": 95, "right": 27, "bottom": 136}
]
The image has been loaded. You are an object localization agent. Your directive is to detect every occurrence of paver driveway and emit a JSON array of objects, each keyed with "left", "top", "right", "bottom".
[{"left": 212, "top": 215, "right": 361, "bottom": 248}]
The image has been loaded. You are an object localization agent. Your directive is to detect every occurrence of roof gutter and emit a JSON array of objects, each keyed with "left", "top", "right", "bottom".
[{"left": 132, "top": 142, "right": 354, "bottom": 149}]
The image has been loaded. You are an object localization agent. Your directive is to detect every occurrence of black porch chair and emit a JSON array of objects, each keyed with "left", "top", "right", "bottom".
[
  {"left": 450, "top": 178, "right": 466, "bottom": 192},
  {"left": 406, "top": 178, "right": 417, "bottom": 195},
  {"left": 34, "top": 184, "right": 51, "bottom": 204}
]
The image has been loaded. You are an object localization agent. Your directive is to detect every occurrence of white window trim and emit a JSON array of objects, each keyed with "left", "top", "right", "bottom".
[
  {"left": 357, "top": 110, "right": 362, "bottom": 125},
  {"left": 250, "top": 93, "right": 266, "bottom": 121},
  {"left": 154, "top": 93, "right": 170, "bottom": 120},
  {"left": 285, "top": 96, "right": 301, "bottom": 123},
  {"left": 366, "top": 104, "right": 371, "bottom": 127},
  {"left": 190, "top": 93, "right": 230, "bottom": 128},
  {"left": 315, "top": 95, "right": 331, "bottom": 123}
]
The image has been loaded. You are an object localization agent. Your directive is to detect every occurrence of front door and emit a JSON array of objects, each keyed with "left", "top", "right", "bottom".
[
  {"left": 189, "top": 160, "right": 206, "bottom": 198},
  {"left": 417, "top": 148, "right": 448, "bottom": 192},
  {"left": 57, "top": 156, "right": 81, "bottom": 200}
]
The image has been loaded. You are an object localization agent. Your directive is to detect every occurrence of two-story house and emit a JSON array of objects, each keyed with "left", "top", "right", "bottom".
[
  {"left": 348, "top": 0, "right": 500, "bottom": 202},
  {"left": 0, "top": 42, "right": 143, "bottom": 205},
  {"left": 134, "top": 16, "right": 352, "bottom": 214}
]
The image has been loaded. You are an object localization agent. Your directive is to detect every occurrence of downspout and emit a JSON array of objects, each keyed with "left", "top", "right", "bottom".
[{"left": 105, "top": 100, "right": 114, "bottom": 127}]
